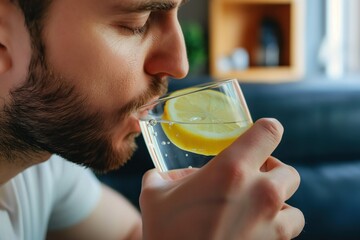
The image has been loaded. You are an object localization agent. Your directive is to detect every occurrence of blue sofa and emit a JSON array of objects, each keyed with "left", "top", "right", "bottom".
[{"left": 98, "top": 77, "right": 360, "bottom": 240}]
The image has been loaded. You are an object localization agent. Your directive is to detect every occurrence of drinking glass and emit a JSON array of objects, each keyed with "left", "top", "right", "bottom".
[{"left": 138, "top": 79, "right": 253, "bottom": 172}]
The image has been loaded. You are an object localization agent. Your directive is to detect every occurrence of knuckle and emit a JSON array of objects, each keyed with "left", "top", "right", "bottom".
[
  {"left": 220, "top": 160, "right": 247, "bottom": 190},
  {"left": 293, "top": 207, "right": 306, "bottom": 238},
  {"left": 255, "top": 179, "right": 282, "bottom": 214},
  {"left": 275, "top": 223, "right": 291, "bottom": 240},
  {"left": 287, "top": 165, "right": 301, "bottom": 187}
]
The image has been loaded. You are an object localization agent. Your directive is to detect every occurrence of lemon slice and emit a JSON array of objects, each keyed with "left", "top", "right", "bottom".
[{"left": 161, "top": 89, "right": 252, "bottom": 156}]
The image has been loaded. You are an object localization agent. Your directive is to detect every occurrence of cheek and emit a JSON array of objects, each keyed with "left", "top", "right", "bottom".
[
  {"left": 45, "top": 23, "right": 146, "bottom": 112},
  {"left": 88, "top": 38, "right": 150, "bottom": 113}
]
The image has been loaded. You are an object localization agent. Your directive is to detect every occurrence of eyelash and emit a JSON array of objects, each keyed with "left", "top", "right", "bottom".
[
  {"left": 128, "top": 25, "right": 148, "bottom": 35},
  {"left": 122, "top": 17, "right": 151, "bottom": 36}
]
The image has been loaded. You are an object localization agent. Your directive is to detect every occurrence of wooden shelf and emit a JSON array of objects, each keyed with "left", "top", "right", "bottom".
[
  {"left": 209, "top": 0, "right": 305, "bottom": 82},
  {"left": 222, "top": 0, "right": 295, "bottom": 4},
  {"left": 212, "top": 67, "right": 302, "bottom": 83}
]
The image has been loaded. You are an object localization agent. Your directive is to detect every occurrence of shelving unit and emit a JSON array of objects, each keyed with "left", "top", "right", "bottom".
[{"left": 209, "top": 0, "right": 305, "bottom": 82}]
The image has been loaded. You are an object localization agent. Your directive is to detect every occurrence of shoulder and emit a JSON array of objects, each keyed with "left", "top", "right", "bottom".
[
  {"left": 20, "top": 154, "right": 92, "bottom": 186},
  {"left": 43, "top": 154, "right": 102, "bottom": 196},
  {"left": 45, "top": 155, "right": 103, "bottom": 230},
  {"left": 46, "top": 154, "right": 91, "bottom": 180}
]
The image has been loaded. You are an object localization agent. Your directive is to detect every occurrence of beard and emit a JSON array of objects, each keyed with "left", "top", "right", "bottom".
[{"left": 0, "top": 51, "right": 168, "bottom": 173}]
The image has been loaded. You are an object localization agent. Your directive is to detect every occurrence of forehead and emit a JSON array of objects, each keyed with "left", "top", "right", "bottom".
[
  {"left": 98, "top": 0, "right": 187, "bottom": 10},
  {"left": 44, "top": 0, "right": 187, "bottom": 25},
  {"left": 45, "top": 0, "right": 188, "bottom": 19}
]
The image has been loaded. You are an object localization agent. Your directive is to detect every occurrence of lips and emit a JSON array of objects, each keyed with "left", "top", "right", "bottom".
[
  {"left": 132, "top": 96, "right": 160, "bottom": 120},
  {"left": 130, "top": 115, "right": 142, "bottom": 133}
]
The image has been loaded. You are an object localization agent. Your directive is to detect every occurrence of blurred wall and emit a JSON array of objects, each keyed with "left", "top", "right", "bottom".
[
  {"left": 178, "top": 0, "right": 209, "bottom": 29},
  {"left": 305, "top": 0, "right": 325, "bottom": 77}
]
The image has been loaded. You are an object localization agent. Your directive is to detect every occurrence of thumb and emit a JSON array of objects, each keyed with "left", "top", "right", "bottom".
[
  {"left": 140, "top": 169, "right": 168, "bottom": 209},
  {"left": 141, "top": 168, "right": 167, "bottom": 189},
  {"left": 143, "top": 168, "right": 199, "bottom": 186}
]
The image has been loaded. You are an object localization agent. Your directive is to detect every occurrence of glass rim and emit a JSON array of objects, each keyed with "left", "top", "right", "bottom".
[{"left": 138, "top": 78, "right": 239, "bottom": 110}]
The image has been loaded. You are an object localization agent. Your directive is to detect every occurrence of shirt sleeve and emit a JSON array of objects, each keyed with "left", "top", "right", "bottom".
[{"left": 47, "top": 155, "right": 102, "bottom": 230}]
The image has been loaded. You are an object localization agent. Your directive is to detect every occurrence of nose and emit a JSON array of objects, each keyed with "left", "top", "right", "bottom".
[{"left": 144, "top": 17, "right": 189, "bottom": 79}]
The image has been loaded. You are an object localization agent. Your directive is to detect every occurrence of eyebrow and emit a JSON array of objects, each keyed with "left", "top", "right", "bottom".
[{"left": 115, "top": 0, "right": 189, "bottom": 12}]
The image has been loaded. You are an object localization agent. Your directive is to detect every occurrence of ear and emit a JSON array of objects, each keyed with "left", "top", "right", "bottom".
[
  {"left": 0, "top": 1, "right": 31, "bottom": 87},
  {"left": 0, "top": 43, "right": 12, "bottom": 74},
  {"left": 0, "top": 1, "right": 32, "bottom": 102},
  {"left": 0, "top": 2, "right": 14, "bottom": 75}
]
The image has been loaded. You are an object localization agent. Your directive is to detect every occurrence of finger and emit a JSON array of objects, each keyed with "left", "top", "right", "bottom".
[
  {"left": 275, "top": 204, "right": 305, "bottom": 239},
  {"left": 165, "top": 168, "right": 199, "bottom": 180},
  {"left": 260, "top": 156, "right": 283, "bottom": 172},
  {"left": 216, "top": 118, "right": 284, "bottom": 169},
  {"left": 265, "top": 157, "right": 301, "bottom": 201},
  {"left": 141, "top": 168, "right": 168, "bottom": 189}
]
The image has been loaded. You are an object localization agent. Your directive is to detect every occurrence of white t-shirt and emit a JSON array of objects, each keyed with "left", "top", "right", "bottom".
[{"left": 0, "top": 155, "right": 102, "bottom": 240}]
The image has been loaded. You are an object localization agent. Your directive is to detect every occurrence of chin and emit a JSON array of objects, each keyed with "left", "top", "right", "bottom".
[{"left": 104, "top": 133, "right": 139, "bottom": 170}]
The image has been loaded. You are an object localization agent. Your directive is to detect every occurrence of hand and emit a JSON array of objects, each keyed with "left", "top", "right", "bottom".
[{"left": 140, "top": 118, "right": 305, "bottom": 240}]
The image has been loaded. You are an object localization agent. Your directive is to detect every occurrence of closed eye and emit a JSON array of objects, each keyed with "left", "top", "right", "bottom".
[
  {"left": 116, "top": 12, "right": 151, "bottom": 36},
  {"left": 122, "top": 23, "right": 149, "bottom": 35}
]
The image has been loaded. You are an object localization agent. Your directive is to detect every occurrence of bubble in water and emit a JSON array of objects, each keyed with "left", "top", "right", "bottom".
[
  {"left": 185, "top": 154, "right": 189, "bottom": 157},
  {"left": 169, "top": 122, "right": 174, "bottom": 126},
  {"left": 161, "top": 141, "right": 167, "bottom": 145},
  {"left": 190, "top": 116, "right": 203, "bottom": 121},
  {"left": 188, "top": 166, "right": 193, "bottom": 169},
  {"left": 148, "top": 119, "right": 157, "bottom": 126},
  {"left": 167, "top": 142, "right": 171, "bottom": 145},
  {"left": 165, "top": 154, "right": 168, "bottom": 157}
]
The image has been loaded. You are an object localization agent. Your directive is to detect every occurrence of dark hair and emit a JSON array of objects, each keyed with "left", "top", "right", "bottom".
[
  {"left": 12, "top": 0, "right": 53, "bottom": 68},
  {"left": 13, "top": 0, "right": 52, "bottom": 28}
]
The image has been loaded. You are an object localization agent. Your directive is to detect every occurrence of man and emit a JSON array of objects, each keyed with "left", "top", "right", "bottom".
[{"left": 0, "top": 0, "right": 304, "bottom": 239}]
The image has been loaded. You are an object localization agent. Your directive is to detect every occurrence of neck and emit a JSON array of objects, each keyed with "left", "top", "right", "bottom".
[
  {"left": 0, "top": 152, "right": 50, "bottom": 185},
  {"left": 0, "top": 162, "right": 25, "bottom": 185}
]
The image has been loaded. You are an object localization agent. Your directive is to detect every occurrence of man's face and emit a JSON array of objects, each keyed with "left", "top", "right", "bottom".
[{"left": 1, "top": 0, "right": 189, "bottom": 172}]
